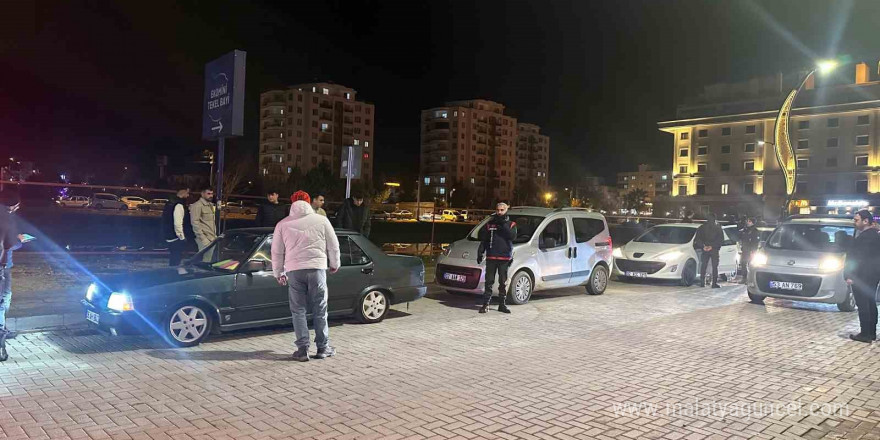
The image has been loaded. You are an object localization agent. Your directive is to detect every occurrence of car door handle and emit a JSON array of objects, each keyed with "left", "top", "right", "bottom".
[
  {"left": 573, "top": 247, "right": 578, "bottom": 258},
  {"left": 361, "top": 267, "right": 374, "bottom": 274}
]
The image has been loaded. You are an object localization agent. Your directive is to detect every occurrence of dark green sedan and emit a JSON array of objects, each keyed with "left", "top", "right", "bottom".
[{"left": 82, "top": 228, "right": 427, "bottom": 347}]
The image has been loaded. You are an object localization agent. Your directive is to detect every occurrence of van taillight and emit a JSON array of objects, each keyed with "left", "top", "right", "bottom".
[{"left": 606, "top": 237, "right": 613, "bottom": 248}]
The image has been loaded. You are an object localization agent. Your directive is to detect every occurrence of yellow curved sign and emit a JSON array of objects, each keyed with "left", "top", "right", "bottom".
[{"left": 773, "top": 89, "right": 799, "bottom": 195}]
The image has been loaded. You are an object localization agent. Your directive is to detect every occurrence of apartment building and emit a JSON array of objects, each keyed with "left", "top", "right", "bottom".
[
  {"left": 616, "top": 164, "right": 671, "bottom": 201},
  {"left": 420, "top": 100, "right": 520, "bottom": 203},
  {"left": 516, "top": 123, "right": 550, "bottom": 190},
  {"left": 658, "top": 60, "right": 880, "bottom": 219},
  {"left": 258, "top": 83, "right": 374, "bottom": 183}
]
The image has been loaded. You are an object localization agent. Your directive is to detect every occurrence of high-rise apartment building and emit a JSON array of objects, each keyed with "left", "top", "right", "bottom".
[
  {"left": 616, "top": 164, "right": 671, "bottom": 201},
  {"left": 420, "top": 99, "right": 549, "bottom": 204},
  {"left": 658, "top": 60, "right": 880, "bottom": 219},
  {"left": 258, "top": 83, "right": 374, "bottom": 183}
]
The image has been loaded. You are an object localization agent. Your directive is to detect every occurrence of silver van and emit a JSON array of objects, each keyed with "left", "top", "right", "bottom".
[
  {"left": 436, "top": 207, "right": 613, "bottom": 304},
  {"left": 746, "top": 216, "right": 856, "bottom": 311}
]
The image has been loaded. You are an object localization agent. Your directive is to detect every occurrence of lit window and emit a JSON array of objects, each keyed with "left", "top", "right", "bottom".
[
  {"left": 440, "top": 156, "right": 447, "bottom": 162},
  {"left": 470, "top": 178, "right": 475, "bottom": 184},
  {"left": 287, "top": 167, "right": 292, "bottom": 174},
  {"left": 662, "top": 175, "right": 668, "bottom": 180},
  {"left": 424, "top": 177, "right": 430, "bottom": 185},
  {"left": 453, "top": 111, "right": 458, "bottom": 117},
  {"left": 322, "top": 88, "right": 329, "bottom": 95},
  {"left": 353, "top": 139, "right": 360, "bottom": 146},
  {"left": 280, "top": 109, "right": 284, "bottom": 115},
  {"left": 321, "top": 123, "right": 329, "bottom": 131},
  {"left": 721, "top": 184, "right": 728, "bottom": 195},
  {"left": 439, "top": 188, "right": 446, "bottom": 195},
  {"left": 434, "top": 110, "right": 448, "bottom": 119},
  {"left": 440, "top": 177, "right": 446, "bottom": 184},
  {"left": 312, "top": 87, "right": 316, "bottom": 93},
  {"left": 365, "top": 141, "right": 369, "bottom": 148},
  {"left": 344, "top": 92, "right": 351, "bottom": 100}
]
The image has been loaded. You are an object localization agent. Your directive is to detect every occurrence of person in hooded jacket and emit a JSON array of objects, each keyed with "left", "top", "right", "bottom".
[
  {"left": 272, "top": 197, "right": 341, "bottom": 362},
  {"left": 476, "top": 202, "right": 517, "bottom": 314},
  {"left": 255, "top": 190, "right": 287, "bottom": 227},
  {"left": 694, "top": 213, "right": 723, "bottom": 288},
  {"left": 335, "top": 192, "right": 371, "bottom": 238}
]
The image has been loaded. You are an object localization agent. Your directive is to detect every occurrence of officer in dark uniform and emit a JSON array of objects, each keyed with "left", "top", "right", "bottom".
[{"left": 477, "top": 202, "right": 517, "bottom": 314}]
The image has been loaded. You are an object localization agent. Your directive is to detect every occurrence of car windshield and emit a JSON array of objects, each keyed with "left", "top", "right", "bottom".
[
  {"left": 468, "top": 214, "right": 545, "bottom": 244},
  {"left": 724, "top": 227, "right": 740, "bottom": 243},
  {"left": 188, "top": 232, "right": 264, "bottom": 271},
  {"left": 634, "top": 226, "right": 697, "bottom": 244},
  {"left": 766, "top": 224, "right": 854, "bottom": 252}
]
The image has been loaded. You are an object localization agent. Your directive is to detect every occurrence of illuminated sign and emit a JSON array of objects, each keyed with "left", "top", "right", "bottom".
[
  {"left": 827, "top": 200, "right": 869, "bottom": 207},
  {"left": 791, "top": 199, "right": 809, "bottom": 208}
]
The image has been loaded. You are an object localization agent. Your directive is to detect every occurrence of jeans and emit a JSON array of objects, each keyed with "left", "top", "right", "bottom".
[
  {"left": 0, "top": 268, "right": 11, "bottom": 328},
  {"left": 168, "top": 239, "right": 186, "bottom": 266},
  {"left": 287, "top": 269, "right": 329, "bottom": 350},
  {"left": 853, "top": 284, "right": 878, "bottom": 338},
  {"left": 699, "top": 248, "right": 720, "bottom": 286},
  {"left": 483, "top": 259, "right": 510, "bottom": 304}
]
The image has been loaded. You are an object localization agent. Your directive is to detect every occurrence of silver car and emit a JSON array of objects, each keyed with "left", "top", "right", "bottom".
[{"left": 746, "top": 216, "right": 856, "bottom": 311}]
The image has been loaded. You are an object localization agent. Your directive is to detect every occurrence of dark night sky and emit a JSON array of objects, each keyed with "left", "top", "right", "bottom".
[{"left": 4, "top": 0, "right": 880, "bottom": 185}]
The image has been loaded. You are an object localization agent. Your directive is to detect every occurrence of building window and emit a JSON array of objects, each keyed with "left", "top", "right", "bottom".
[
  {"left": 697, "top": 146, "right": 708, "bottom": 155},
  {"left": 797, "top": 139, "right": 809, "bottom": 150},
  {"left": 680, "top": 132, "right": 689, "bottom": 140},
  {"left": 439, "top": 177, "right": 446, "bottom": 184},
  {"left": 678, "top": 165, "right": 688, "bottom": 174},
  {"left": 745, "top": 125, "right": 756, "bottom": 134},
  {"left": 721, "top": 184, "right": 729, "bottom": 195},
  {"left": 721, "top": 163, "right": 730, "bottom": 171},
  {"left": 744, "top": 182, "right": 755, "bottom": 194},
  {"left": 696, "top": 184, "right": 706, "bottom": 195},
  {"left": 678, "top": 185, "right": 687, "bottom": 195},
  {"left": 297, "top": 95, "right": 303, "bottom": 102},
  {"left": 698, "top": 129, "right": 708, "bottom": 138},
  {"left": 827, "top": 118, "right": 839, "bottom": 128},
  {"left": 827, "top": 137, "right": 839, "bottom": 148},
  {"left": 856, "top": 135, "right": 870, "bottom": 146},
  {"left": 433, "top": 110, "right": 448, "bottom": 119},
  {"left": 470, "top": 178, "right": 475, "bottom": 184},
  {"left": 856, "top": 180, "right": 869, "bottom": 193},
  {"left": 312, "top": 97, "right": 318, "bottom": 104},
  {"left": 826, "top": 158, "right": 837, "bottom": 167},
  {"left": 744, "top": 143, "right": 756, "bottom": 153},
  {"left": 439, "top": 188, "right": 446, "bottom": 195},
  {"left": 797, "top": 158, "right": 809, "bottom": 169},
  {"left": 440, "top": 156, "right": 447, "bottom": 162},
  {"left": 344, "top": 92, "right": 351, "bottom": 100},
  {"left": 321, "top": 123, "right": 329, "bottom": 132},
  {"left": 697, "top": 163, "right": 708, "bottom": 172},
  {"left": 662, "top": 174, "right": 668, "bottom": 180},
  {"left": 721, "top": 145, "right": 730, "bottom": 154},
  {"left": 679, "top": 148, "right": 688, "bottom": 157},
  {"left": 798, "top": 120, "right": 809, "bottom": 130},
  {"left": 744, "top": 160, "right": 755, "bottom": 171},
  {"left": 856, "top": 155, "right": 869, "bottom": 166},
  {"left": 825, "top": 181, "right": 836, "bottom": 193},
  {"left": 424, "top": 177, "right": 430, "bottom": 185},
  {"left": 857, "top": 115, "right": 870, "bottom": 125},
  {"left": 721, "top": 127, "right": 731, "bottom": 136},
  {"left": 353, "top": 139, "right": 360, "bottom": 146}
]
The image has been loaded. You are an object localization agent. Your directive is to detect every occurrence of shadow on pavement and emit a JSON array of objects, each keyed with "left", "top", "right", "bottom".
[
  {"left": 145, "top": 349, "right": 291, "bottom": 361},
  {"left": 429, "top": 288, "right": 584, "bottom": 311}
]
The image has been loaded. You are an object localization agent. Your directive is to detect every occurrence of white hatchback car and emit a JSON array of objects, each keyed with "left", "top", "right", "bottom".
[
  {"left": 612, "top": 223, "right": 738, "bottom": 286},
  {"left": 436, "top": 207, "right": 613, "bottom": 304}
]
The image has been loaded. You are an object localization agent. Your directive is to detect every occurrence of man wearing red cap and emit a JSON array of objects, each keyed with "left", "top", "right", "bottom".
[{"left": 291, "top": 190, "right": 311, "bottom": 204}]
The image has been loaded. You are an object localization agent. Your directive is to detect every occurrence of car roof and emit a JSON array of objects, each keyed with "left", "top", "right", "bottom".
[
  {"left": 652, "top": 223, "right": 701, "bottom": 229},
  {"left": 227, "top": 227, "right": 361, "bottom": 236},
  {"left": 783, "top": 217, "right": 853, "bottom": 226}
]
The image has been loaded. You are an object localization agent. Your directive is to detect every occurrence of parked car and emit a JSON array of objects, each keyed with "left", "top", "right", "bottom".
[
  {"left": 746, "top": 216, "right": 856, "bottom": 311},
  {"left": 82, "top": 228, "right": 427, "bottom": 347},
  {"left": 223, "top": 201, "right": 258, "bottom": 215},
  {"left": 441, "top": 210, "right": 459, "bottom": 222},
  {"left": 120, "top": 196, "right": 149, "bottom": 210},
  {"left": 57, "top": 196, "right": 90, "bottom": 208},
  {"left": 437, "top": 207, "right": 613, "bottom": 304},
  {"left": 419, "top": 212, "right": 443, "bottom": 222},
  {"left": 89, "top": 193, "right": 127, "bottom": 210},
  {"left": 372, "top": 211, "right": 393, "bottom": 221},
  {"left": 144, "top": 198, "right": 169, "bottom": 211},
  {"left": 612, "top": 223, "right": 738, "bottom": 286},
  {"left": 392, "top": 210, "right": 413, "bottom": 220}
]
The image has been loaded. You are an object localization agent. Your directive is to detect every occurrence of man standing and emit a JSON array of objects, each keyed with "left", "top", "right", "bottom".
[
  {"left": 311, "top": 193, "right": 327, "bottom": 217},
  {"left": 336, "top": 192, "right": 371, "bottom": 237},
  {"left": 272, "top": 199, "right": 341, "bottom": 362},
  {"left": 163, "top": 188, "right": 190, "bottom": 266},
  {"left": 476, "top": 202, "right": 517, "bottom": 314},
  {"left": 255, "top": 190, "right": 287, "bottom": 227},
  {"left": 845, "top": 210, "right": 880, "bottom": 343},
  {"left": 189, "top": 188, "right": 216, "bottom": 251},
  {"left": 694, "top": 213, "right": 723, "bottom": 288},
  {"left": 0, "top": 190, "right": 26, "bottom": 353},
  {"left": 739, "top": 217, "right": 759, "bottom": 283}
]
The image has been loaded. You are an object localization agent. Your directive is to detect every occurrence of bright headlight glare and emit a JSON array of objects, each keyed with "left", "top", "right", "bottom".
[
  {"left": 657, "top": 251, "right": 683, "bottom": 261},
  {"left": 612, "top": 247, "right": 623, "bottom": 258},
  {"left": 107, "top": 292, "right": 133, "bottom": 312},
  {"left": 751, "top": 252, "right": 768, "bottom": 267},
  {"left": 86, "top": 283, "right": 98, "bottom": 301},
  {"left": 819, "top": 256, "right": 844, "bottom": 271}
]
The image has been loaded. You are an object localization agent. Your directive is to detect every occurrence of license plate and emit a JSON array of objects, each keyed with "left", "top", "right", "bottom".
[
  {"left": 443, "top": 273, "right": 467, "bottom": 283},
  {"left": 86, "top": 310, "right": 100, "bottom": 325},
  {"left": 625, "top": 271, "right": 648, "bottom": 278},
  {"left": 769, "top": 281, "right": 803, "bottom": 291}
]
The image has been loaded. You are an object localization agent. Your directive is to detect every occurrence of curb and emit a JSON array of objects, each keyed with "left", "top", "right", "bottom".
[{"left": 6, "top": 313, "right": 88, "bottom": 333}]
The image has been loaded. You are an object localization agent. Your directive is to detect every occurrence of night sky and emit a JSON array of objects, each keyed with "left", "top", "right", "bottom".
[{"left": 5, "top": 0, "right": 880, "bottom": 185}]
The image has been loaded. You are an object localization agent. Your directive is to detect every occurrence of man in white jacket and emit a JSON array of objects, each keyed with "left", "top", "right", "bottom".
[{"left": 272, "top": 196, "right": 341, "bottom": 362}]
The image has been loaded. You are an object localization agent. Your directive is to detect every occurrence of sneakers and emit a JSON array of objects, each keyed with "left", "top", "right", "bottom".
[
  {"left": 498, "top": 304, "right": 511, "bottom": 314},
  {"left": 314, "top": 346, "right": 336, "bottom": 359},
  {"left": 0, "top": 331, "right": 8, "bottom": 362},
  {"left": 478, "top": 304, "right": 489, "bottom": 314},
  {"left": 291, "top": 347, "right": 310, "bottom": 362},
  {"left": 849, "top": 333, "right": 874, "bottom": 343}
]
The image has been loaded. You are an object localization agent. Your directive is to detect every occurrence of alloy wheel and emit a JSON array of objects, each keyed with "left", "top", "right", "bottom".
[
  {"left": 169, "top": 306, "right": 208, "bottom": 344},
  {"left": 514, "top": 276, "right": 531, "bottom": 303},
  {"left": 362, "top": 291, "right": 387, "bottom": 321}
]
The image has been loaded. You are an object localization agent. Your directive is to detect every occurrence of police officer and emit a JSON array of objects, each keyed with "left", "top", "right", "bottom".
[{"left": 477, "top": 202, "right": 517, "bottom": 314}]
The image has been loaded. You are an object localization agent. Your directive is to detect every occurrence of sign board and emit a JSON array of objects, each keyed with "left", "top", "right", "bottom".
[
  {"left": 340, "top": 146, "right": 363, "bottom": 179},
  {"left": 202, "top": 50, "right": 246, "bottom": 140}
]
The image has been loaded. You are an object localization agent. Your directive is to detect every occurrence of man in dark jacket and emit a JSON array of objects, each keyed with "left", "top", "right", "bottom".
[
  {"left": 162, "top": 188, "right": 190, "bottom": 266},
  {"left": 844, "top": 210, "right": 880, "bottom": 343},
  {"left": 255, "top": 190, "right": 287, "bottom": 227},
  {"left": 739, "top": 217, "right": 760, "bottom": 283},
  {"left": 477, "top": 202, "right": 518, "bottom": 314},
  {"left": 0, "top": 190, "right": 25, "bottom": 355},
  {"left": 335, "top": 192, "right": 371, "bottom": 238},
  {"left": 694, "top": 213, "right": 724, "bottom": 288}
]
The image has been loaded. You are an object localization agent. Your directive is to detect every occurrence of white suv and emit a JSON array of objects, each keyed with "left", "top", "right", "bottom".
[
  {"left": 436, "top": 207, "right": 613, "bottom": 304},
  {"left": 90, "top": 193, "right": 127, "bottom": 210}
]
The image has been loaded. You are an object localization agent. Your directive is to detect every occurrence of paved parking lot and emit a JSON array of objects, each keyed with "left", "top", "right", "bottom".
[{"left": 1, "top": 281, "right": 879, "bottom": 440}]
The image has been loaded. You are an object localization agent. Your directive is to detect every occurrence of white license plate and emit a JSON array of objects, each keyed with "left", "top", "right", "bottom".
[
  {"left": 443, "top": 273, "right": 467, "bottom": 283},
  {"left": 769, "top": 281, "right": 803, "bottom": 291},
  {"left": 86, "top": 310, "right": 100, "bottom": 325},
  {"left": 625, "top": 271, "right": 648, "bottom": 278}
]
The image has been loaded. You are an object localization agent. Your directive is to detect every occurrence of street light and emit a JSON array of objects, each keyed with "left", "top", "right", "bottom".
[{"left": 771, "top": 59, "right": 838, "bottom": 219}]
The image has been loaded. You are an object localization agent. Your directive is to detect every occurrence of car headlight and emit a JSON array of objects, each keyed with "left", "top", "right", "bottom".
[
  {"left": 86, "top": 283, "right": 98, "bottom": 302},
  {"left": 612, "top": 247, "right": 623, "bottom": 258},
  {"left": 107, "top": 292, "right": 134, "bottom": 312},
  {"left": 751, "top": 251, "right": 768, "bottom": 267},
  {"left": 657, "top": 250, "right": 683, "bottom": 261},
  {"left": 819, "top": 256, "right": 844, "bottom": 271}
]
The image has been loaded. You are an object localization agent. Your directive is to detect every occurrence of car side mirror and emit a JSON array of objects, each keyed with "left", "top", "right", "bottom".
[{"left": 241, "top": 260, "right": 268, "bottom": 273}]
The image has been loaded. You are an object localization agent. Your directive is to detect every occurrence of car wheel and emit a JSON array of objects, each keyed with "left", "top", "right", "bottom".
[
  {"left": 747, "top": 292, "right": 765, "bottom": 304},
  {"left": 837, "top": 291, "right": 856, "bottom": 312},
  {"left": 166, "top": 303, "right": 212, "bottom": 347},
  {"left": 585, "top": 265, "right": 608, "bottom": 295},
  {"left": 508, "top": 271, "right": 533, "bottom": 305},
  {"left": 357, "top": 290, "right": 389, "bottom": 323},
  {"left": 680, "top": 259, "right": 697, "bottom": 287}
]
